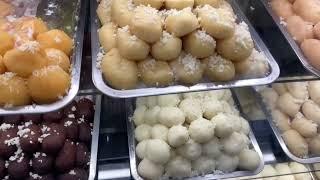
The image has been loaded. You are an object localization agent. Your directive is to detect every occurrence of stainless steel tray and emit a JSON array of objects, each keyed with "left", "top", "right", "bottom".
[
  {"left": 125, "top": 93, "right": 264, "bottom": 180},
  {"left": 260, "top": 0, "right": 320, "bottom": 78},
  {"left": 91, "top": 0, "right": 280, "bottom": 98},
  {"left": 253, "top": 87, "right": 320, "bottom": 164},
  {"left": 0, "top": 0, "right": 86, "bottom": 115}
]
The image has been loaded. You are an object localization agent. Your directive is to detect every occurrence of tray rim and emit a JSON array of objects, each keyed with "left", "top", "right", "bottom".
[
  {"left": 90, "top": 0, "right": 280, "bottom": 98},
  {"left": 0, "top": 0, "right": 86, "bottom": 115}
]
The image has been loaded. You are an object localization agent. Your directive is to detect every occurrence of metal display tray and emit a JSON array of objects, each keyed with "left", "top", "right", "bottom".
[
  {"left": 253, "top": 87, "right": 320, "bottom": 164},
  {"left": 91, "top": 0, "right": 280, "bottom": 98},
  {"left": 260, "top": 0, "right": 320, "bottom": 78},
  {"left": 0, "top": 0, "right": 86, "bottom": 115},
  {"left": 125, "top": 93, "right": 264, "bottom": 180}
]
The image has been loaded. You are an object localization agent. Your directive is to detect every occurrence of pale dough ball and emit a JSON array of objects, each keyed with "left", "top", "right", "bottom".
[
  {"left": 228, "top": 114, "right": 242, "bottom": 132},
  {"left": 165, "top": 8, "right": 199, "bottom": 37},
  {"left": 217, "top": 22, "right": 254, "bottom": 62},
  {"left": 276, "top": 92, "right": 303, "bottom": 117},
  {"left": 271, "top": 109, "right": 291, "bottom": 132},
  {"left": 216, "top": 154, "right": 239, "bottom": 172},
  {"left": 302, "top": 100, "right": 320, "bottom": 125},
  {"left": 179, "top": 98, "right": 203, "bottom": 123},
  {"left": 177, "top": 139, "right": 202, "bottom": 160},
  {"left": 165, "top": 156, "right": 192, "bottom": 178},
  {"left": 192, "top": 156, "right": 216, "bottom": 174},
  {"left": 301, "top": 39, "right": 320, "bottom": 71},
  {"left": 274, "top": 163, "right": 295, "bottom": 180},
  {"left": 135, "top": 124, "right": 152, "bottom": 142},
  {"left": 308, "top": 135, "right": 320, "bottom": 155},
  {"left": 158, "top": 107, "right": 185, "bottom": 127},
  {"left": 286, "top": 82, "right": 309, "bottom": 100},
  {"left": 183, "top": 30, "right": 216, "bottom": 58},
  {"left": 165, "top": 0, "right": 194, "bottom": 10},
  {"left": 260, "top": 87, "right": 279, "bottom": 110},
  {"left": 204, "top": 55, "right": 235, "bottom": 82},
  {"left": 130, "top": 6, "right": 162, "bottom": 43},
  {"left": 138, "top": 158, "right": 164, "bottom": 179},
  {"left": 111, "top": 0, "right": 133, "bottom": 27},
  {"left": 222, "top": 131, "right": 246, "bottom": 155},
  {"left": 0, "top": 73, "right": 31, "bottom": 107},
  {"left": 117, "top": 26, "right": 150, "bottom": 61},
  {"left": 97, "top": 0, "right": 112, "bottom": 24},
  {"left": 151, "top": 124, "right": 169, "bottom": 141},
  {"left": 133, "top": 0, "right": 164, "bottom": 9},
  {"left": 197, "top": 5, "right": 235, "bottom": 39},
  {"left": 170, "top": 53, "right": 204, "bottom": 85},
  {"left": 133, "top": 105, "right": 147, "bottom": 126},
  {"left": 238, "top": 149, "right": 260, "bottom": 171},
  {"left": 270, "top": 0, "right": 294, "bottom": 20},
  {"left": 194, "top": 0, "right": 221, "bottom": 7},
  {"left": 98, "top": 23, "right": 117, "bottom": 52},
  {"left": 240, "top": 117, "right": 250, "bottom": 135},
  {"left": 101, "top": 48, "right": 138, "bottom": 90},
  {"left": 293, "top": 0, "right": 320, "bottom": 24},
  {"left": 308, "top": 81, "right": 320, "bottom": 105},
  {"left": 272, "top": 83, "right": 288, "bottom": 95},
  {"left": 45, "top": 48, "right": 70, "bottom": 72},
  {"left": 291, "top": 113, "right": 318, "bottom": 138},
  {"left": 138, "top": 59, "right": 174, "bottom": 87},
  {"left": 289, "top": 162, "right": 312, "bottom": 180},
  {"left": 261, "top": 165, "right": 277, "bottom": 179},
  {"left": 168, "top": 125, "right": 189, "bottom": 147},
  {"left": 136, "top": 140, "right": 148, "bottom": 159},
  {"left": 146, "top": 139, "right": 171, "bottom": 164},
  {"left": 0, "top": 55, "right": 5, "bottom": 74},
  {"left": 282, "top": 129, "right": 308, "bottom": 157},
  {"left": 211, "top": 113, "right": 234, "bottom": 138},
  {"left": 136, "top": 97, "right": 147, "bottom": 107},
  {"left": 144, "top": 106, "right": 161, "bottom": 125},
  {"left": 202, "top": 137, "right": 222, "bottom": 159},
  {"left": 203, "top": 99, "right": 224, "bottom": 119},
  {"left": 146, "top": 96, "right": 158, "bottom": 108},
  {"left": 188, "top": 117, "right": 215, "bottom": 143},
  {"left": 151, "top": 31, "right": 182, "bottom": 61},
  {"left": 157, "top": 94, "right": 180, "bottom": 107},
  {"left": 286, "top": 15, "right": 314, "bottom": 44},
  {"left": 28, "top": 66, "right": 70, "bottom": 104}
]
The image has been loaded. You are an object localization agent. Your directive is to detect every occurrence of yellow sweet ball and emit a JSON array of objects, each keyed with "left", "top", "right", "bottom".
[
  {"left": 204, "top": 55, "right": 235, "bottom": 82},
  {"left": 0, "top": 1, "right": 13, "bottom": 18},
  {"left": 0, "top": 72, "right": 31, "bottom": 107},
  {"left": 37, "top": 29, "right": 73, "bottom": 55},
  {"left": 3, "top": 41, "right": 47, "bottom": 77},
  {"left": 28, "top": 66, "right": 71, "bottom": 104},
  {"left": 0, "top": 55, "right": 5, "bottom": 74},
  {"left": 45, "top": 48, "right": 70, "bottom": 72},
  {"left": 20, "top": 18, "right": 48, "bottom": 38},
  {"left": 98, "top": 23, "right": 117, "bottom": 53},
  {"left": 0, "top": 30, "right": 14, "bottom": 56}
]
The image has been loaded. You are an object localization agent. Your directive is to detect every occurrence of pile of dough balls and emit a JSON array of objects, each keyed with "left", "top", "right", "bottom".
[
  {"left": 96, "top": 0, "right": 270, "bottom": 90},
  {"left": 260, "top": 81, "right": 320, "bottom": 158},
  {"left": 0, "top": 14, "right": 73, "bottom": 107},
  {"left": 132, "top": 90, "right": 261, "bottom": 179},
  {"left": 270, "top": 0, "right": 320, "bottom": 70}
]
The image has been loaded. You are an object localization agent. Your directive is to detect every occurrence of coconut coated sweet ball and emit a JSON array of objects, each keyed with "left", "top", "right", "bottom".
[
  {"left": 188, "top": 117, "right": 215, "bottom": 143},
  {"left": 45, "top": 48, "right": 70, "bottom": 72},
  {"left": 98, "top": 23, "right": 117, "bottom": 53},
  {"left": 133, "top": 106, "right": 147, "bottom": 126},
  {"left": 167, "top": 125, "right": 189, "bottom": 147},
  {"left": 158, "top": 107, "right": 185, "bottom": 127},
  {"left": 151, "top": 124, "right": 169, "bottom": 141},
  {"left": 216, "top": 153, "right": 239, "bottom": 172},
  {"left": 192, "top": 156, "right": 216, "bottom": 174},
  {"left": 177, "top": 139, "right": 202, "bottom": 160},
  {"left": 165, "top": 156, "right": 192, "bottom": 178},
  {"left": 111, "top": 0, "right": 133, "bottom": 27},
  {"left": 157, "top": 94, "right": 180, "bottom": 107},
  {"left": 204, "top": 55, "right": 235, "bottom": 82},
  {"left": 183, "top": 30, "right": 216, "bottom": 58},
  {"left": 238, "top": 149, "right": 260, "bottom": 171},
  {"left": 146, "top": 139, "right": 171, "bottom": 164},
  {"left": 151, "top": 31, "right": 182, "bottom": 61},
  {"left": 178, "top": 98, "right": 203, "bottom": 123},
  {"left": 135, "top": 124, "right": 152, "bottom": 142},
  {"left": 136, "top": 140, "right": 148, "bottom": 159},
  {"left": 138, "top": 158, "right": 164, "bottom": 180},
  {"left": 202, "top": 137, "right": 222, "bottom": 159},
  {"left": 37, "top": 29, "right": 73, "bottom": 55}
]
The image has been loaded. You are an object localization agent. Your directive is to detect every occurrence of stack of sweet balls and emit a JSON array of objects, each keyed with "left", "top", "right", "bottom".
[
  {"left": 97, "top": 0, "right": 270, "bottom": 90},
  {"left": 0, "top": 98, "right": 94, "bottom": 180},
  {"left": 0, "top": 14, "right": 73, "bottom": 107},
  {"left": 132, "top": 90, "right": 261, "bottom": 179}
]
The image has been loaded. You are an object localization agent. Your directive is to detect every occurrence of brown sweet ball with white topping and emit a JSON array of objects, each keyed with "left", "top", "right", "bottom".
[
  {"left": 27, "top": 173, "right": 55, "bottom": 180},
  {"left": 3, "top": 115, "right": 22, "bottom": 125},
  {"left": 0, "top": 73, "right": 31, "bottom": 107},
  {"left": 133, "top": 0, "right": 164, "bottom": 9},
  {"left": 63, "top": 100, "right": 78, "bottom": 116},
  {"left": 0, "top": 30, "right": 14, "bottom": 56},
  {"left": 76, "top": 98, "right": 94, "bottom": 121},
  {"left": 183, "top": 30, "right": 216, "bottom": 58},
  {"left": 27, "top": 65, "right": 71, "bottom": 104},
  {"left": 7, "top": 156, "right": 30, "bottom": 179},
  {"left": 0, "top": 158, "right": 5, "bottom": 179},
  {"left": 57, "top": 168, "right": 88, "bottom": 180},
  {"left": 31, "top": 152, "right": 54, "bottom": 175},
  {"left": 19, "top": 124, "right": 42, "bottom": 153},
  {"left": 43, "top": 109, "right": 63, "bottom": 124},
  {"left": 45, "top": 48, "right": 70, "bottom": 72},
  {"left": 55, "top": 140, "right": 76, "bottom": 172},
  {"left": 76, "top": 143, "right": 90, "bottom": 168},
  {"left": 61, "top": 118, "right": 78, "bottom": 141},
  {"left": 78, "top": 123, "right": 92, "bottom": 145},
  {"left": 0, "top": 125, "right": 18, "bottom": 158},
  {"left": 204, "top": 55, "right": 235, "bottom": 82},
  {"left": 23, "top": 114, "right": 42, "bottom": 124},
  {"left": 41, "top": 123, "right": 66, "bottom": 154}
]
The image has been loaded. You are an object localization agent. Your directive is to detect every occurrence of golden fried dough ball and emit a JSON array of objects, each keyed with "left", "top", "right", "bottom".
[
  {"left": 20, "top": 18, "right": 48, "bottom": 38},
  {"left": 133, "top": 0, "right": 164, "bottom": 9},
  {"left": 0, "top": 30, "right": 14, "bottom": 56},
  {"left": 3, "top": 41, "right": 47, "bottom": 77},
  {"left": 101, "top": 49, "right": 138, "bottom": 89},
  {"left": 165, "top": 0, "right": 194, "bottom": 10},
  {"left": 97, "top": 0, "right": 112, "bottom": 24},
  {"left": 117, "top": 26, "right": 150, "bottom": 61},
  {"left": 45, "top": 48, "right": 70, "bottom": 72},
  {"left": 183, "top": 30, "right": 216, "bottom": 58},
  {"left": 283, "top": 129, "right": 308, "bottom": 157},
  {"left": 98, "top": 23, "right": 117, "bottom": 52},
  {"left": 194, "top": 0, "right": 221, "bottom": 7},
  {"left": 165, "top": 8, "right": 199, "bottom": 37},
  {"left": 37, "top": 29, "right": 73, "bottom": 55},
  {"left": 151, "top": 31, "right": 182, "bottom": 61},
  {"left": 130, "top": 5, "right": 162, "bottom": 43},
  {"left": 0, "top": 1, "right": 13, "bottom": 17},
  {"left": 138, "top": 58, "right": 174, "bottom": 87},
  {"left": 286, "top": 16, "right": 314, "bottom": 44},
  {"left": 170, "top": 53, "right": 204, "bottom": 84},
  {"left": 204, "top": 55, "right": 235, "bottom": 82},
  {"left": 314, "top": 22, "right": 320, "bottom": 39},
  {"left": 0, "top": 73, "right": 31, "bottom": 107},
  {"left": 28, "top": 66, "right": 71, "bottom": 104},
  {"left": 301, "top": 39, "right": 320, "bottom": 70},
  {"left": 0, "top": 55, "right": 5, "bottom": 74},
  {"left": 217, "top": 22, "right": 254, "bottom": 62},
  {"left": 270, "top": 0, "right": 294, "bottom": 20},
  {"left": 293, "top": 0, "right": 320, "bottom": 24},
  {"left": 111, "top": 0, "right": 133, "bottom": 27}
]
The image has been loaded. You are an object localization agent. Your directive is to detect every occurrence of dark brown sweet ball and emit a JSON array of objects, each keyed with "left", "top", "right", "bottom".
[
  {"left": 61, "top": 118, "right": 78, "bottom": 141},
  {"left": 74, "top": 168, "right": 89, "bottom": 180},
  {"left": 76, "top": 143, "right": 90, "bottom": 168},
  {"left": 55, "top": 140, "right": 76, "bottom": 172},
  {"left": 0, "top": 126, "right": 18, "bottom": 158},
  {"left": 7, "top": 156, "right": 30, "bottom": 179},
  {"left": 3, "top": 115, "right": 22, "bottom": 125},
  {"left": 0, "top": 158, "right": 5, "bottom": 179},
  {"left": 41, "top": 123, "right": 66, "bottom": 155},
  {"left": 42, "top": 110, "right": 63, "bottom": 124},
  {"left": 76, "top": 98, "right": 94, "bottom": 121},
  {"left": 63, "top": 100, "right": 78, "bottom": 116},
  {"left": 26, "top": 173, "right": 55, "bottom": 180},
  {"left": 23, "top": 114, "right": 42, "bottom": 124},
  {"left": 57, "top": 168, "right": 88, "bottom": 180},
  {"left": 31, "top": 152, "right": 53, "bottom": 175},
  {"left": 78, "top": 123, "right": 91, "bottom": 145},
  {"left": 19, "top": 124, "right": 41, "bottom": 153}
]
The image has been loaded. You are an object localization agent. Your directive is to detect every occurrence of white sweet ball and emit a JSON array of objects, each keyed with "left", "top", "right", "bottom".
[
  {"left": 238, "top": 149, "right": 260, "bottom": 171},
  {"left": 289, "top": 162, "right": 311, "bottom": 180},
  {"left": 202, "top": 137, "right": 222, "bottom": 159},
  {"left": 182, "top": 92, "right": 205, "bottom": 99},
  {"left": 189, "top": 117, "right": 215, "bottom": 143},
  {"left": 211, "top": 113, "right": 234, "bottom": 138},
  {"left": 136, "top": 97, "right": 147, "bottom": 107},
  {"left": 138, "top": 158, "right": 164, "bottom": 179},
  {"left": 216, "top": 154, "right": 239, "bottom": 172},
  {"left": 165, "top": 156, "right": 192, "bottom": 178},
  {"left": 159, "top": 107, "right": 185, "bottom": 127},
  {"left": 203, "top": 99, "right": 224, "bottom": 119},
  {"left": 177, "top": 139, "right": 202, "bottom": 160},
  {"left": 222, "top": 132, "right": 246, "bottom": 155},
  {"left": 168, "top": 125, "right": 189, "bottom": 147},
  {"left": 144, "top": 106, "right": 161, "bottom": 125},
  {"left": 192, "top": 156, "right": 216, "bottom": 174},
  {"left": 227, "top": 114, "right": 242, "bottom": 132},
  {"left": 240, "top": 117, "right": 250, "bottom": 135},
  {"left": 158, "top": 94, "right": 180, "bottom": 107},
  {"left": 146, "top": 96, "right": 158, "bottom": 108},
  {"left": 146, "top": 139, "right": 171, "bottom": 164},
  {"left": 136, "top": 140, "right": 148, "bottom": 159},
  {"left": 261, "top": 165, "right": 277, "bottom": 178},
  {"left": 135, "top": 124, "right": 152, "bottom": 142},
  {"left": 151, "top": 124, "right": 169, "bottom": 141},
  {"left": 178, "top": 98, "right": 203, "bottom": 123},
  {"left": 133, "top": 105, "right": 147, "bottom": 126}
]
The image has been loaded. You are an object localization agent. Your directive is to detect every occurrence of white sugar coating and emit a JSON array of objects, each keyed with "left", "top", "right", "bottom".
[
  {"left": 17, "top": 128, "right": 30, "bottom": 137},
  {"left": 17, "top": 41, "right": 40, "bottom": 54},
  {"left": 208, "top": 55, "right": 229, "bottom": 73},
  {"left": 179, "top": 54, "right": 200, "bottom": 75},
  {"left": 68, "top": 114, "right": 75, "bottom": 118},
  {"left": 64, "top": 120, "right": 73, "bottom": 127},
  {"left": 199, "top": 5, "right": 235, "bottom": 28},
  {"left": 195, "top": 30, "right": 215, "bottom": 45},
  {"left": 5, "top": 161, "right": 9, "bottom": 168},
  {"left": 41, "top": 125, "right": 50, "bottom": 133},
  {"left": 235, "top": 22, "right": 253, "bottom": 48},
  {"left": 69, "top": 169, "right": 76, "bottom": 175},
  {"left": 5, "top": 137, "right": 19, "bottom": 146},
  {"left": 32, "top": 65, "right": 60, "bottom": 77},
  {"left": 118, "top": 25, "right": 130, "bottom": 33},
  {"left": 34, "top": 152, "right": 40, "bottom": 158},
  {"left": 134, "top": 5, "right": 159, "bottom": 21},
  {"left": 54, "top": 36, "right": 62, "bottom": 43},
  {"left": 0, "top": 72, "right": 16, "bottom": 85},
  {"left": 0, "top": 123, "right": 14, "bottom": 131},
  {"left": 29, "top": 172, "right": 42, "bottom": 179},
  {"left": 166, "top": 7, "right": 193, "bottom": 17},
  {"left": 160, "top": 31, "right": 173, "bottom": 44},
  {"left": 46, "top": 50, "right": 63, "bottom": 62}
]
